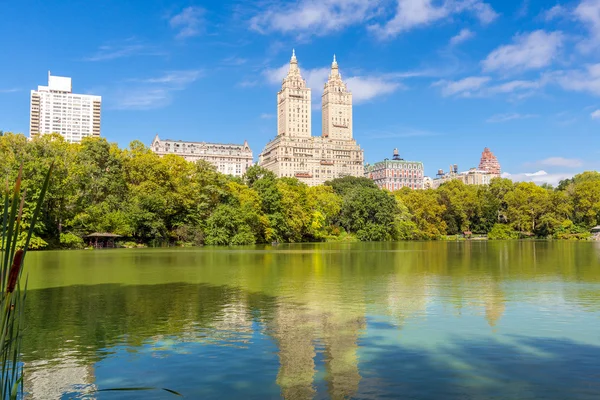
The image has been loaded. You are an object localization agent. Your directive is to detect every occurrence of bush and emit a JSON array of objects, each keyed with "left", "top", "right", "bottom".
[
  {"left": 553, "top": 220, "right": 591, "bottom": 240},
  {"left": 488, "top": 224, "right": 518, "bottom": 240},
  {"left": 59, "top": 232, "right": 84, "bottom": 249}
]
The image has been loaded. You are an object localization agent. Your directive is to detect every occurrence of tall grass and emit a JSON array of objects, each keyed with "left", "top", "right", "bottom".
[{"left": 0, "top": 163, "right": 53, "bottom": 399}]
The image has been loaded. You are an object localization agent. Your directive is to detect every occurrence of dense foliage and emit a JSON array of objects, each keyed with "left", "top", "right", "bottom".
[{"left": 1, "top": 133, "right": 599, "bottom": 248}]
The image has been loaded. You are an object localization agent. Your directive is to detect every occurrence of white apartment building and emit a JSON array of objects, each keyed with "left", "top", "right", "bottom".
[
  {"left": 151, "top": 135, "right": 254, "bottom": 177},
  {"left": 432, "top": 166, "right": 493, "bottom": 189},
  {"left": 259, "top": 51, "right": 364, "bottom": 186},
  {"left": 30, "top": 72, "right": 101, "bottom": 143}
]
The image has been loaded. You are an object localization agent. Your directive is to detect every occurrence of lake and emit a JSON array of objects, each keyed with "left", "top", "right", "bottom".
[{"left": 21, "top": 241, "right": 600, "bottom": 399}]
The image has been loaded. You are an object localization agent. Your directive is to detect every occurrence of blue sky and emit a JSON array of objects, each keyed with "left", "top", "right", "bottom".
[{"left": 1, "top": 0, "right": 599, "bottom": 184}]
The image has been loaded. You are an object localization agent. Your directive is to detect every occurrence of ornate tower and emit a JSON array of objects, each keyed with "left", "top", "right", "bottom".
[
  {"left": 478, "top": 147, "right": 501, "bottom": 176},
  {"left": 277, "top": 50, "right": 311, "bottom": 138},
  {"left": 322, "top": 55, "right": 353, "bottom": 140}
]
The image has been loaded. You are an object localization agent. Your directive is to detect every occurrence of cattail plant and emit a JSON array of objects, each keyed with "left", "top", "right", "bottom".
[{"left": 1, "top": 163, "right": 52, "bottom": 399}]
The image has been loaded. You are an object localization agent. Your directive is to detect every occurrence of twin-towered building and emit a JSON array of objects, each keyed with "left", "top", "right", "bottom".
[
  {"left": 258, "top": 51, "right": 364, "bottom": 186},
  {"left": 28, "top": 59, "right": 497, "bottom": 188}
]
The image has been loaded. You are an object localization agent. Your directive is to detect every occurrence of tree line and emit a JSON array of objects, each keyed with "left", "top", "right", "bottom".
[{"left": 1, "top": 133, "right": 599, "bottom": 248}]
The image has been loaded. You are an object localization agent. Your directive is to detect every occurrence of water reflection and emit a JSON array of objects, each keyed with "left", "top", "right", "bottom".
[{"left": 21, "top": 241, "right": 600, "bottom": 399}]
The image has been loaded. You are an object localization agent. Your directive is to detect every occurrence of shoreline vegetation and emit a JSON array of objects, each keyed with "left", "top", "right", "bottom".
[{"left": 1, "top": 132, "right": 599, "bottom": 249}]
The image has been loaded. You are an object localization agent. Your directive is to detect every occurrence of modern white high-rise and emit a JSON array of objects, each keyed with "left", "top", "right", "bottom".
[{"left": 30, "top": 72, "right": 101, "bottom": 143}]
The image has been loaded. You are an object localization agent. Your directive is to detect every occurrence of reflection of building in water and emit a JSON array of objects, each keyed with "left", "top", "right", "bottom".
[
  {"left": 211, "top": 299, "right": 253, "bottom": 333},
  {"left": 152, "top": 298, "right": 254, "bottom": 347},
  {"left": 483, "top": 284, "right": 506, "bottom": 328},
  {"left": 268, "top": 270, "right": 366, "bottom": 400},
  {"left": 272, "top": 304, "right": 318, "bottom": 399},
  {"left": 24, "top": 352, "right": 96, "bottom": 399},
  {"left": 322, "top": 312, "right": 364, "bottom": 399},
  {"left": 384, "top": 274, "right": 431, "bottom": 327}
]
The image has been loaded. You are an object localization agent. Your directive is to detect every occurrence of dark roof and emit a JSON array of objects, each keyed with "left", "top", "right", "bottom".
[{"left": 85, "top": 233, "right": 121, "bottom": 238}]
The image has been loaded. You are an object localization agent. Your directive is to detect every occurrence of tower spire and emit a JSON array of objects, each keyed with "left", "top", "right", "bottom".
[
  {"left": 329, "top": 54, "right": 340, "bottom": 79},
  {"left": 288, "top": 49, "right": 300, "bottom": 76}
]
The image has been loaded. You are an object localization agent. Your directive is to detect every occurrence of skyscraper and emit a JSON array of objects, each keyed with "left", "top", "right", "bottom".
[
  {"left": 322, "top": 55, "right": 353, "bottom": 140},
  {"left": 30, "top": 72, "right": 101, "bottom": 143},
  {"left": 259, "top": 52, "right": 364, "bottom": 186},
  {"left": 277, "top": 49, "right": 312, "bottom": 138},
  {"left": 478, "top": 147, "right": 501, "bottom": 176}
]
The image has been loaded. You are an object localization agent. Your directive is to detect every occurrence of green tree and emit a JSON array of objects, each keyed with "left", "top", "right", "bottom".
[
  {"left": 325, "top": 176, "right": 378, "bottom": 197},
  {"left": 505, "top": 182, "right": 551, "bottom": 235},
  {"left": 395, "top": 189, "right": 446, "bottom": 239},
  {"left": 339, "top": 187, "right": 398, "bottom": 241}
]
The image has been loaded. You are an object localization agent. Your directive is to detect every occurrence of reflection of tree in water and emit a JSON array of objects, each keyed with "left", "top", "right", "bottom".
[{"left": 20, "top": 241, "right": 600, "bottom": 398}]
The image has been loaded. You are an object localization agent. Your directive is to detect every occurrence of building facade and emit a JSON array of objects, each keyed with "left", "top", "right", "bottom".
[
  {"left": 432, "top": 165, "right": 492, "bottom": 188},
  {"left": 30, "top": 72, "right": 101, "bottom": 143},
  {"left": 259, "top": 52, "right": 364, "bottom": 186},
  {"left": 151, "top": 135, "right": 253, "bottom": 177},
  {"left": 478, "top": 147, "right": 501, "bottom": 176},
  {"left": 423, "top": 176, "right": 433, "bottom": 189},
  {"left": 364, "top": 149, "right": 425, "bottom": 190}
]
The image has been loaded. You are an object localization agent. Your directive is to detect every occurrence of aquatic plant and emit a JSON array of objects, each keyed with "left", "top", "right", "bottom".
[{"left": 1, "top": 163, "right": 53, "bottom": 399}]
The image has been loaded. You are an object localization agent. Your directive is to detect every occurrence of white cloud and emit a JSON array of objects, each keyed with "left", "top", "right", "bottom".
[
  {"left": 369, "top": 0, "right": 497, "bottom": 39},
  {"left": 550, "top": 63, "right": 600, "bottom": 96},
  {"left": 486, "top": 113, "right": 538, "bottom": 123},
  {"left": 84, "top": 40, "right": 163, "bottom": 61},
  {"left": 113, "top": 70, "right": 202, "bottom": 110},
  {"left": 482, "top": 30, "right": 563, "bottom": 72},
  {"left": 346, "top": 76, "right": 403, "bottom": 103},
  {"left": 502, "top": 170, "right": 576, "bottom": 186},
  {"left": 113, "top": 88, "right": 173, "bottom": 110},
  {"left": 432, "top": 76, "right": 490, "bottom": 97},
  {"left": 0, "top": 88, "right": 19, "bottom": 93},
  {"left": 263, "top": 64, "right": 291, "bottom": 85},
  {"left": 263, "top": 61, "right": 402, "bottom": 103},
  {"left": 592, "top": 109, "right": 600, "bottom": 118},
  {"left": 260, "top": 113, "right": 275, "bottom": 119},
  {"left": 433, "top": 76, "right": 544, "bottom": 98},
  {"left": 487, "top": 79, "right": 541, "bottom": 94},
  {"left": 250, "top": 0, "right": 377, "bottom": 36},
  {"left": 136, "top": 70, "right": 203, "bottom": 85},
  {"left": 170, "top": 6, "right": 205, "bottom": 39},
  {"left": 538, "top": 157, "right": 583, "bottom": 168},
  {"left": 249, "top": 0, "right": 496, "bottom": 39},
  {"left": 574, "top": 0, "right": 600, "bottom": 52},
  {"left": 542, "top": 4, "right": 566, "bottom": 21},
  {"left": 450, "top": 28, "right": 475, "bottom": 45}
]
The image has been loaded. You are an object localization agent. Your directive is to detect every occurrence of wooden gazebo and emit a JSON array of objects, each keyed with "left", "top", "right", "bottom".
[{"left": 85, "top": 233, "right": 121, "bottom": 249}]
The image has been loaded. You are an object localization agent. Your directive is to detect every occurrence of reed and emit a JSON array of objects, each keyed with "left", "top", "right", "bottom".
[{"left": 0, "top": 163, "right": 53, "bottom": 399}]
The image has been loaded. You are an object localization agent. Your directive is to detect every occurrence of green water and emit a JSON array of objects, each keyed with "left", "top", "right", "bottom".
[{"left": 21, "top": 241, "right": 600, "bottom": 399}]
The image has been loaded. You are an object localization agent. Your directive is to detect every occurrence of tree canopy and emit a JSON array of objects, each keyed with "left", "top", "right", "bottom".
[{"left": 1, "top": 132, "right": 599, "bottom": 248}]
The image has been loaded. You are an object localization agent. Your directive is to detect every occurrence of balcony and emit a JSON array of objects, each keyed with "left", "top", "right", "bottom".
[
  {"left": 320, "top": 160, "right": 334, "bottom": 165},
  {"left": 295, "top": 172, "right": 312, "bottom": 178}
]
